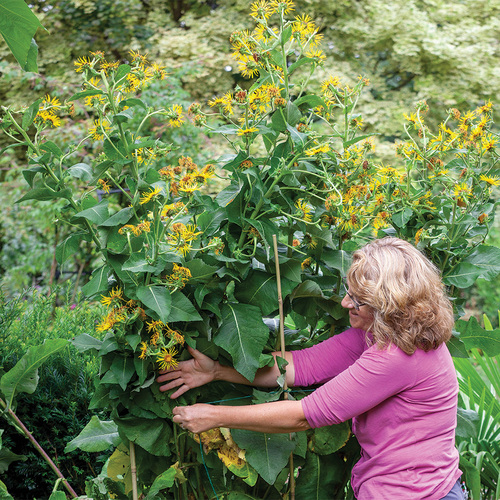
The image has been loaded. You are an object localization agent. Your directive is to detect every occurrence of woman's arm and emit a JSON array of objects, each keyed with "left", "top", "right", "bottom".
[
  {"left": 172, "top": 400, "right": 309, "bottom": 434},
  {"left": 157, "top": 346, "right": 295, "bottom": 398}
]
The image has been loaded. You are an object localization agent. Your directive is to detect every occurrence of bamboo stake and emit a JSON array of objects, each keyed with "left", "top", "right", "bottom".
[
  {"left": 130, "top": 441, "right": 139, "bottom": 500},
  {"left": 0, "top": 398, "right": 78, "bottom": 498},
  {"left": 272, "top": 235, "right": 295, "bottom": 500}
]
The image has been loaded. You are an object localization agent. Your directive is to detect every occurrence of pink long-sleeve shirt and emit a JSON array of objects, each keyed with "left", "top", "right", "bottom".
[{"left": 293, "top": 327, "right": 461, "bottom": 499}]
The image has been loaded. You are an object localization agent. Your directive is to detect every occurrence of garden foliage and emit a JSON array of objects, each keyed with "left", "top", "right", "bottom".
[{"left": 0, "top": 1, "right": 499, "bottom": 498}]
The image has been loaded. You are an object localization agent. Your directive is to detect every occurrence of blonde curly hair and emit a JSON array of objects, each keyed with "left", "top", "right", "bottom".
[{"left": 347, "top": 237, "right": 454, "bottom": 355}]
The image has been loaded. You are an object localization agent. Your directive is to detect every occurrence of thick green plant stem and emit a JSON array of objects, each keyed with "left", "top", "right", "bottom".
[{"left": 0, "top": 398, "right": 78, "bottom": 498}]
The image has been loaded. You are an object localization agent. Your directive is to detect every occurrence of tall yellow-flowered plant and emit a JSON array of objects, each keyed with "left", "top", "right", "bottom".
[{"left": 1, "top": 0, "right": 498, "bottom": 498}]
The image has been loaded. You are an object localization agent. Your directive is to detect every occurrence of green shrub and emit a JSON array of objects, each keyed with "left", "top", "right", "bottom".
[{"left": 0, "top": 289, "right": 110, "bottom": 499}]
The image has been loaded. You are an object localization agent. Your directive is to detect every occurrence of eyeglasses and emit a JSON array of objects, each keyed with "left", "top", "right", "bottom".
[{"left": 341, "top": 278, "right": 367, "bottom": 311}]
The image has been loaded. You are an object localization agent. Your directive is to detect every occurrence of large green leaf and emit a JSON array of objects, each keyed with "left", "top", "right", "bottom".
[
  {"left": 0, "top": 339, "right": 67, "bottom": 407},
  {"left": 16, "top": 187, "right": 73, "bottom": 203},
  {"left": 215, "top": 180, "right": 243, "bottom": 207},
  {"left": 0, "top": 448, "right": 26, "bottom": 474},
  {"left": 295, "top": 450, "right": 346, "bottom": 499},
  {"left": 444, "top": 262, "right": 483, "bottom": 288},
  {"left": 455, "top": 317, "right": 500, "bottom": 356},
  {"left": 55, "top": 232, "right": 87, "bottom": 264},
  {"left": 463, "top": 244, "right": 500, "bottom": 280},
  {"left": 185, "top": 259, "right": 218, "bottom": 282},
  {"left": 215, "top": 303, "right": 269, "bottom": 381},
  {"left": 115, "top": 417, "right": 172, "bottom": 456},
  {"left": 136, "top": 285, "right": 171, "bottom": 324},
  {"left": 168, "top": 292, "right": 202, "bottom": 322},
  {"left": 234, "top": 271, "right": 293, "bottom": 316},
  {"left": 231, "top": 429, "right": 296, "bottom": 485},
  {"left": 309, "top": 423, "right": 351, "bottom": 455},
  {"left": 100, "top": 207, "right": 134, "bottom": 227},
  {"left": 321, "top": 249, "right": 352, "bottom": 275},
  {"left": 100, "top": 355, "right": 135, "bottom": 391},
  {"left": 0, "top": 0, "right": 44, "bottom": 71},
  {"left": 143, "top": 467, "right": 176, "bottom": 499},
  {"left": 69, "top": 333, "right": 103, "bottom": 353},
  {"left": 81, "top": 265, "right": 110, "bottom": 297},
  {"left": 64, "top": 415, "right": 120, "bottom": 453},
  {"left": 67, "top": 162, "right": 93, "bottom": 181},
  {"left": 73, "top": 199, "right": 109, "bottom": 225}
]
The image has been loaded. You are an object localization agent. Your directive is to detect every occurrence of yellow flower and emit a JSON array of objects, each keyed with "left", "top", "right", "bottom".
[
  {"left": 156, "top": 347, "right": 179, "bottom": 371},
  {"left": 129, "top": 49, "right": 149, "bottom": 66},
  {"left": 479, "top": 174, "right": 500, "bottom": 187},
  {"left": 138, "top": 341, "right": 149, "bottom": 360},
  {"left": 167, "top": 104, "right": 185, "bottom": 128},
  {"left": 295, "top": 199, "right": 312, "bottom": 222},
  {"left": 250, "top": 0, "right": 273, "bottom": 19},
  {"left": 84, "top": 94, "right": 106, "bottom": 107},
  {"left": 305, "top": 48, "right": 326, "bottom": 63},
  {"left": 305, "top": 144, "right": 330, "bottom": 156},
  {"left": 321, "top": 76, "right": 341, "bottom": 93},
  {"left": 89, "top": 119, "right": 111, "bottom": 140},
  {"left": 98, "top": 179, "right": 111, "bottom": 193},
  {"left": 270, "top": 0, "right": 295, "bottom": 15},
  {"left": 235, "top": 55, "right": 260, "bottom": 79},
  {"left": 140, "top": 186, "right": 162, "bottom": 205},
  {"left": 237, "top": 127, "right": 258, "bottom": 137},
  {"left": 453, "top": 182, "right": 472, "bottom": 199},
  {"left": 74, "top": 56, "right": 93, "bottom": 73},
  {"left": 100, "top": 287, "right": 123, "bottom": 306},
  {"left": 43, "top": 95, "right": 62, "bottom": 110},
  {"left": 178, "top": 179, "right": 200, "bottom": 195}
]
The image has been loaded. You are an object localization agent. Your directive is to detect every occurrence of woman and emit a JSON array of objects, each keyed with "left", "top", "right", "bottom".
[{"left": 157, "top": 237, "right": 464, "bottom": 499}]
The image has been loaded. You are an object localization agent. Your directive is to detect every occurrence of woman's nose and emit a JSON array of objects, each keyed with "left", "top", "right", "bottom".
[{"left": 341, "top": 295, "right": 354, "bottom": 309}]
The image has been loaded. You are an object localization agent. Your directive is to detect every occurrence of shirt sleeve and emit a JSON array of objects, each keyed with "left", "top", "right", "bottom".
[
  {"left": 292, "top": 328, "right": 369, "bottom": 386},
  {"left": 300, "top": 345, "right": 418, "bottom": 428}
]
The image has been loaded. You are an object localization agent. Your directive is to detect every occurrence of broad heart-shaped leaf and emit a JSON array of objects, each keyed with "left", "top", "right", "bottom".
[
  {"left": 144, "top": 467, "right": 176, "bottom": 499},
  {"left": 69, "top": 333, "right": 103, "bottom": 353},
  {"left": 216, "top": 180, "right": 243, "bottom": 207},
  {"left": 0, "top": 447, "right": 26, "bottom": 474},
  {"left": 309, "top": 422, "right": 351, "bottom": 455},
  {"left": 73, "top": 199, "right": 109, "bottom": 225},
  {"left": 168, "top": 292, "right": 202, "bottom": 322},
  {"left": 234, "top": 271, "right": 294, "bottom": 316},
  {"left": 64, "top": 415, "right": 120, "bottom": 453},
  {"left": 0, "top": 339, "right": 67, "bottom": 407},
  {"left": 67, "top": 162, "right": 92, "bottom": 181},
  {"left": 391, "top": 208, "right": 413, "bottom": 228},
  {"left": 231, "top": 430, "right": 296, "bottom": 485},
  {"left": 295, "top": 450, "right": 346, "bottom": 499},
  {"left": 115, "top": 417, "right": 172, "bottom": 457},
  {"left": 185, "top": 259, "right": 218, "bottom": 283},
  {"left": 321, "top": 249, "right": 352, "bottom": 275},
  {"left": 82, "top": 265, "right": 110, "bottom": 298},
  {"left": 215, "top": 303, "right": 269, "bottom": 381},
  {"left": 100, "top": 207, "right": 134, "bottom": 227},
  {"left": 463, "top": 244, "right": 500, "bottom": 280},
  {"left": 444, "top": 262, "right": 483, "bottom": 288},
  {"left": 16, "top": 187, "right": 73, "bottom": 203},
  {"left": 136, "top": 285, "right": 171, "bottom": 324},
  {"left": 0, "top": 0, "right": 44, "bottom": 71},
  {"left": 55, "top": 232, "right": 88, "bottom": 264},
  {"left": 101, "top": 355, "right": 135, "bottom": 391},
  {"left": 455, "top": 316, "right": 500, "bottom": 356}
]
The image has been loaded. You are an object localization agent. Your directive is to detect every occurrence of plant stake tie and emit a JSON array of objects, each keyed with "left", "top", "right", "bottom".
[{"left": 272, "top": 234, "right": 295, "bottom": 500}]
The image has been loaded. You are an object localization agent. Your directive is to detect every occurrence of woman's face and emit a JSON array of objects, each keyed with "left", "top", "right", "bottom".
[{"left": 341, "top": 288, "right": 374, "bottom": 332}]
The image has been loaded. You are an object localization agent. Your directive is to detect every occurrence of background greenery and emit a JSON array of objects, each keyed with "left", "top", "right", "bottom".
[{"left": 0, "top": 0, "right": 499, "bottom": 499}]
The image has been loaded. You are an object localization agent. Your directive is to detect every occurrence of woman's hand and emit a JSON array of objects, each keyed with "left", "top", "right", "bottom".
[
  {"left": 173, "top": 403, "right": 218, "bottom": 434},
  {"left": 156, "top": 346, "right": 218, "bottom": 398}
]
